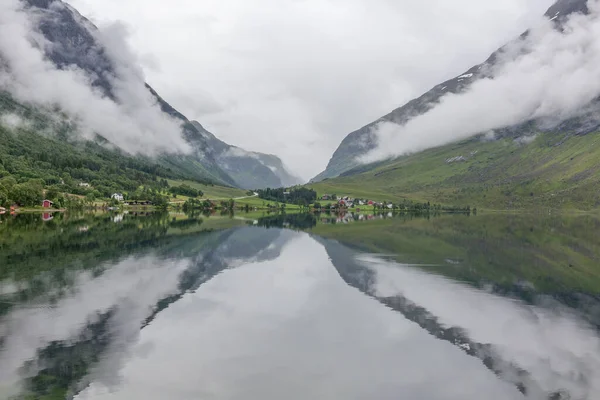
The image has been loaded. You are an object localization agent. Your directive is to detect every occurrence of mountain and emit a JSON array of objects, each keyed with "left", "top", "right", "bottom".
[
  {"left": 3, "top": 0, "right": 296, "bottom": 189},
  {"left": 312, "top": 0, "right": 593, "bottom": 182},
  {"left": 190, "top": 122, "right": 302, "bottom": 189}
]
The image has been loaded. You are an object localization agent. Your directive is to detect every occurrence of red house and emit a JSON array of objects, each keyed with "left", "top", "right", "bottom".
[{"left": 42, "top": 200, "right": 54, "bottom": 208}]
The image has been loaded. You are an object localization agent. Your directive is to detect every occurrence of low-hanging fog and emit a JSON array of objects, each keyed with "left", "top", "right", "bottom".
[
  {"left": 66, "top": 0, "right": 553, "bottom": 180},
  {"left": 0, "top": 0, "right": 190, "bottom": 156},
  {"left": 363, "top": 0, "right": 600, "bottom": 163}
]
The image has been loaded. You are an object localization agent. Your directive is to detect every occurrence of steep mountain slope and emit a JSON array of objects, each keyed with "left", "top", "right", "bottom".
[
  {"left": 5, "top": 0, "right": 234, "bottom": 186},
  {"left": 310, "top": 130, "right": 600, "bottom": 210},
  {"left": 313, "top": 0, "right": 593, "bottom": 182},
  {"left": 0, "top": 94, "right": 204, "bottom": 203},
  {"left": 190, "top": 122, "right": 302, "bottom": 189},
  {"left": 2, "top": 0, "right": 296, "bottom": 189}
]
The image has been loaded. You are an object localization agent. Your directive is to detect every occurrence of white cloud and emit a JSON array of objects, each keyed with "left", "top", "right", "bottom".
[
  {"left": 66, "top": 0, "right": 553, "bottom": 180},
  {"left": 222, "top": 146, "right": 256, "bottom": 159},
  {"left": 363, "top": 1, "right": 600, "bottom": 163},
  {"left": 0, "top": 0, "right": 190, "bottom": 156},
  {"left": 367, "top": 254, "right": 600, "bottom": 398},
  {"left": 515, "top": 134, "right": 538, "bottom": 145},
  {"left": 0, "top": 113, "right": 29, "bottom": 130}
]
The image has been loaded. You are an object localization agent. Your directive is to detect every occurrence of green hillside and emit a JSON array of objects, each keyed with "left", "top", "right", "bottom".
[
  {"left": 310, "top": 132, "right": 600, "bottom": 210},
  {"left": 167, "top": 179, "right": 247, "bottom": 199},
  {"left": 0, "top": 92, "right": 245, "bottom": 206}
]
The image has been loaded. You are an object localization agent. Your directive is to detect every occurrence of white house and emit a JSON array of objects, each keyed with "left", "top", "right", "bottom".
[
  {"left": 111, "top": 193, "right": 124, "bottom": 202},
  {"left": 79, "top": 182, "right": 91, "bottom": 188}
]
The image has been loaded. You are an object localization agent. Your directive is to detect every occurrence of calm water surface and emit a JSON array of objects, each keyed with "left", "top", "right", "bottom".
[{"left": 0, "top": 212, "right": 599, "bottom": 399}]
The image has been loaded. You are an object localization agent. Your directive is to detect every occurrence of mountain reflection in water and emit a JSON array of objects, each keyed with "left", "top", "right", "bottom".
[{"left": 0, "top": 212, "right": 598, "bottom": 400}]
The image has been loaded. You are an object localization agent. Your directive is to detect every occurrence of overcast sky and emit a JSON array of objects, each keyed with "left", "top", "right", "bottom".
[{"left": 66, "top": 0, "right": 553, "bottom": 179}]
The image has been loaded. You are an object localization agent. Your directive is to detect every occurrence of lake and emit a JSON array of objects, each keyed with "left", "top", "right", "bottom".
[{"left": 1, "top": 211, "right": 599, "bottom": 400}]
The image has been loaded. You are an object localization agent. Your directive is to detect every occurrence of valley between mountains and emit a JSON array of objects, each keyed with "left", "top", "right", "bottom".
[{"left": 1, "top": 0, "right": 600, "bottom": 212}]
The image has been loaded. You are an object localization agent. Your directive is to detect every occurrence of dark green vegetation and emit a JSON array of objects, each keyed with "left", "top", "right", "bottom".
[
  {"left": 182, "top": 198, "right": 232, "bottom": 212},
  {"left": 0, "top": 93, "right": 219, "bottom": 206},
  {"left": 256, "top": 187, "right": 317, "bottom": 206},
  {"left": 0, "top": 93, "right": 264, "bottom": 208},
  {"left": 311, "top": 132, "right": 600, "bottom": 210},
  {"left": 169, "top": 183, "right": 203, "bottom": 198}
]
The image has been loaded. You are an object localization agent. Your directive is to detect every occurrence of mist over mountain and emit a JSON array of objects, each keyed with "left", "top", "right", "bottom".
[
  {"left": 313, "top": 0, "right": 597, "bottom": 182},
  {"left": 0, "top": 0, "right": 297, "bottom": 189},
  {"left": 190, "top": 121, "right": 302, "bottom": 189}
]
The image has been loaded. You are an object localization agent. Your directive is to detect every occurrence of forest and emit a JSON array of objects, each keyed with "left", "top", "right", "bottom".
[
  {"left": 256, "top": 187, "right": 317, "bottom": 205},
  {"left": 0, "top": 123, "right": 211, "bottom": 207}
]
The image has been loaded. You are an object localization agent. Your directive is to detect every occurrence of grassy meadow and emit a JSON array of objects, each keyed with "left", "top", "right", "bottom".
[{"left": 309, "top": 132, "right": 600, "bottom": 210}]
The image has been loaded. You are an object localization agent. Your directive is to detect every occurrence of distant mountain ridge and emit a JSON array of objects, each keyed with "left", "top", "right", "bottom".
[
  {"left": 2, "top": 0, "right": 297, "bottom": 189},
  {"left": 312, "top": 0, "right": 594, "bottom": 182},
  {"left": 190, "top": 121, "right": 302, "bottom": 189}
]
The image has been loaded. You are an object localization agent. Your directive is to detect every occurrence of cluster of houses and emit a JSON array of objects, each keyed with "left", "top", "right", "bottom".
[
  {"left": 0, "top": 191, "right": 152, "bottom": 217},
  {"left": 110, "top": 193, "right": 154, "bottom": 207},
  {"left": 321, "top": 195, "right": 394, "bottom": 209}
]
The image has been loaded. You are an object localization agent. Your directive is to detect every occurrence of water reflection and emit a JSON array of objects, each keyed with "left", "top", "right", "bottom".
[
  {"left": 75, "top": 233, "right": 522, "bottom": 400},
  {"left": 318, "top": 237, "right": 600, "bottom": 399},
  {"left": 0, "top": 212, "right": 599, "bottom": 399}
]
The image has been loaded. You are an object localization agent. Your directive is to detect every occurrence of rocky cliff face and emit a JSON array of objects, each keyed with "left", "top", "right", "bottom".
[{"left": 312, "top": 0, "right": 593, "bottom": 182}]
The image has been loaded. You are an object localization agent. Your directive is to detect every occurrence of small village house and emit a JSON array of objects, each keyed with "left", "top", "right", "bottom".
[
  {"left": 79, "top": 182, "right": 91, "bottom": 188},
  {"left": 42, "top": 199, "right": 54, "bottom": 208},
  {"left": 111, "top": 193, "right": 124, "bottom": 202},
  {"left": 321, "top": 194, "right": 331, "bottom": 200}
]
